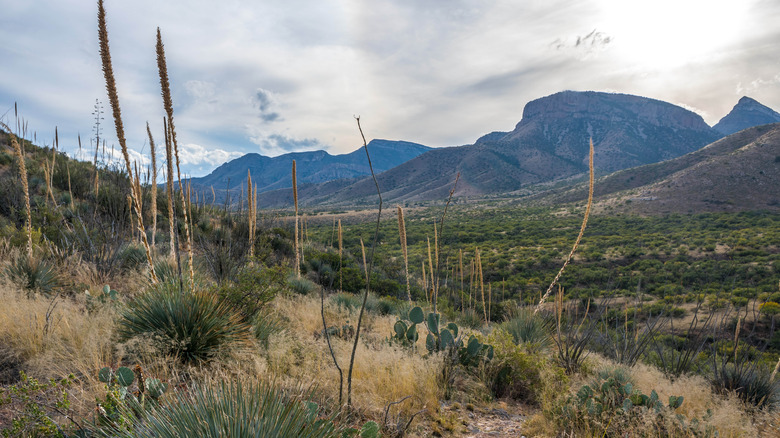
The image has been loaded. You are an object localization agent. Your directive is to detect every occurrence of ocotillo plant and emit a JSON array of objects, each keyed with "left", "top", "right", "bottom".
[{"left": 292, "top": 160, "right": 300, "bottom": 277}]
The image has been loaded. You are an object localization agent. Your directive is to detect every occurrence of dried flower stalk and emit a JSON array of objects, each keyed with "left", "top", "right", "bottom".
[{"left": 98, "top": 0, "right": 157, "bottom": 283}]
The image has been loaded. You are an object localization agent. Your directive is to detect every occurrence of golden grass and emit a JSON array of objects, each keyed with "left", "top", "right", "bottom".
[
  {"left": 265, "top": 294, "right": 442, "bottom": 419},
  {"left": 630, "top": 362, "right": 759, "bottom": 437}
]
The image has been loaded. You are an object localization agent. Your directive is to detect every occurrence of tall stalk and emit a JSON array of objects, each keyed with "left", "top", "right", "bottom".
[
  {"left": 536, "top": 138, "right": 594, "bottom": 312},
  {"left": 347, "top": 117, "right": 382, "bottom": 409},
  {"left": 156, "top": 28, "right": 192, "bottom": 287},
  {"left": 146, "top": 122, "right": 158, "bottom": 248},
  {"left": 97, "top": 0, "right": 157, "bottom": 283}
]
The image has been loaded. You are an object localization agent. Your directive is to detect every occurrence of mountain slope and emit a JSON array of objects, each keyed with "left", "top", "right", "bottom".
[
  {"left": 278, "top": 91, "right": 723, "bottom": 206},
  {"left": 545, "top": 123, "right": 780, "bottom": 213},
  {"left": 188, "top": 139, "right": 431, "bottom": 195},
  {"left": 713, "top": 96, "right": 780, "bottom": 136}
]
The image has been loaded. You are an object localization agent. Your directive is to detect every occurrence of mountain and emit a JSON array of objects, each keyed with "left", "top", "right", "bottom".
[
  {"left": 187, "top": 139, "right": 431, "bottom": 197},
  {"left": 545, "top": 123, "right": 780, "bottom": 213},
  {"left": 713, "top": 96, "right": 780, "bottom": 136},
  {"left": 272, "top": 91, "right": 722, "bottom": 206}
]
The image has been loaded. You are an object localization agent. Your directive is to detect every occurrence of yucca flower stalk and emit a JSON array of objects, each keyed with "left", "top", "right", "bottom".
[
  {"left": 98, "top": 0, "right": 157, "bottom": 283},
  {"left": 146, "top": 122, "right": 158, "bottom": 248},
  {"left": 397, "top": 206, "right": 411, "bottom": 301},
  {"left": 1, "top": 121, "right": 33, "bottom": 257},
  {"left": 157, "top": 28, "right": 193, "bottom": 287},
  {"left": 536, "top": 138, "right": 594, "bottom": 312},
  {"left": 427, "top": 236, "right": 434, "bottom": 303},
  {"left": 292, "top": 160, "right": 300, "bottom": 277},
  {"left": 164, "top": 117, "right": 176, "bottom": 261},
  {"left": 360, "top": 238, "right": 368, "bottom": 284}
]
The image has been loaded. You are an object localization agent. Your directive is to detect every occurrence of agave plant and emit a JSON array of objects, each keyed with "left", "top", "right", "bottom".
[
  {"left": 501, "top": 308, "right": 553, "bottom": 353},
  {"left": 117, "top": 281, "right": 252, "bottom": 363},
  {"left": 104, "top": 381, "right": 343, "bottom": 438}
]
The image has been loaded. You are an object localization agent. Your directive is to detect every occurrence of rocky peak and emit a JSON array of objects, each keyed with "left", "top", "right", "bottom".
[
  {"left": 518, "top": 91, "right": 712, "bottom": 132},
  {"left": 713, "top": 96, "right": 780, "bottom": 136}
]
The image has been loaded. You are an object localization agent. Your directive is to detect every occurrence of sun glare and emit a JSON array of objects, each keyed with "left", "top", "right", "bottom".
[{"left": 599, "top": 0, "right": 750, "bottom": 70}]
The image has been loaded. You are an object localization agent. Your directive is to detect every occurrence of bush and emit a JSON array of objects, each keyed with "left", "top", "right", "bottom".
[
  {"left": 117, "top": 281, "right": 252, "bottom": 363},
  {"left": 4, "top": 254, "right": 59, "bottom": 295},
  {"left": 501, "top": 308, "right": 552, "bottom": 353},
  {"left": 288, "top": 275, "right": 318, "bottom": 296},
  {"left": 213, "top": 264, "right": 285, "bottom": 322},
  {"left": 479, "top": 329, "right": 553, "bottom": 403},
  {"left": 105, "top": 381, "right": 343, "bottom": 438},
  {"left": 711, "top": 363, "right": 779, "bottom": 409},
  {"left": 553, "top": 366, "right": 709, "bottom": 436}
]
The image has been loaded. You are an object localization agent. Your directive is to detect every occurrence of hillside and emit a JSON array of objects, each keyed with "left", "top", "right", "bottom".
[{"left": 543, "top": 123, "right": 780, "bottom": 213}]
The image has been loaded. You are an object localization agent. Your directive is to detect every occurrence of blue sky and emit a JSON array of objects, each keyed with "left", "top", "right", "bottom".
[{"left": 1, "top": 0, "right": 779, "bottom": 177}]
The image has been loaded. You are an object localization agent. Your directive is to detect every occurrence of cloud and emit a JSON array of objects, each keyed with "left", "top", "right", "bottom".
[
  {"left": 551, "top": 29, "right": 612, "bottom": 59},
  {"left": 247, "top": 131, "right": 326, "bottom": 156},
  {"left": 177, "top": 143, "right": 243, "bottom": 166},
  {"left": 253, "top": 88, "right": 282, "bottom": 123}
]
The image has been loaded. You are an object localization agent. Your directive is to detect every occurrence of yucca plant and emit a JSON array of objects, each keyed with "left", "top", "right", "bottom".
[
  {"left": 711, "top": 361, "right": 780, "bottom": 409},
  {"left": 5, "top": 254, "right": 59, "bottom": 295},
  {"left": 104, "top": 381, "right": 343, "bottom": 438},
  {"left": 117, "top": 281, "right": 252, "bottom": 363},
  {"left": 502, "top": 308, "right": 553, "bottom": 353}
]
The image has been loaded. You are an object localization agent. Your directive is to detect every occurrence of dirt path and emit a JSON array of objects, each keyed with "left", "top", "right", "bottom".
[{"left": 436, "top": 401, "right": 532, "bottom": 437}]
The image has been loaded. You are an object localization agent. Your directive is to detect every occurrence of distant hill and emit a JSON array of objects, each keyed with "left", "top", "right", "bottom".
[
  {"left": 268, "top": 91, "right": 723, "bottom": 207},
  {"left": 187, "top": 139, "right": 430, "bottom": 199},
  {"left": 545, "top": 123, "right": 780, "bottom": 213},
  {"left": 713, "top": 96, "right": 780, "bottom": 136}
]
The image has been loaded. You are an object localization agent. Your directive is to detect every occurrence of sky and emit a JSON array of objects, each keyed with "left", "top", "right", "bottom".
[{"left": 1, "top": 0, "right": 779, "bottom": 177}]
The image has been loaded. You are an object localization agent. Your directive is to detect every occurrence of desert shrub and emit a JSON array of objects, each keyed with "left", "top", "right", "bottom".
[
  {"left": 0, "top": 371, "right": 77, "bottom": 437},
  {"left": 479, "top": 329, "right": 555, "bottom": 403},
  {"left": 711, "top": 362, "right": 779, "bottom": 409},
  {"left": 553, "top": 366, "right": 711, "bottom": 436},
  {"left": 212, "top": 264, "right": 285, "bottom": 322},
  {"left": 117, "top": 281, "right": 252, "bottom": 363},
  {"left": 288, "top": 275, "right": 318, "bottom": 296},
  {"left": 501, "top": 308, "right": 552, "bottom": 353},
  {"left": 104, "top": 381, "right": 343, "bottom": 438},
  {"left": 117, "top": 243, "right": 146, "bottom": 271},
  {"left": 4, "top": 254, "right": 59, "bottom": 295}
]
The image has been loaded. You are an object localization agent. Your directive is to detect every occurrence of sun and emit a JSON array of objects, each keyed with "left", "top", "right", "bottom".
[{"left": 597, "top": 0, "right": 751, "bottom": 71}]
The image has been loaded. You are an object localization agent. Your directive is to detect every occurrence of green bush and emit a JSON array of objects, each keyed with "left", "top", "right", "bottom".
[
  {"left": 288, "top": 275, "right": 318, "bottom": 296},
  {"left": 480, "top": 329, "right": 550, "bottom": 403},
  {"left": 105, "top": 382, "right": 344, "bottom": 438},
  {"left": 711, "top": 363, "right": 779, "bottom": 409},
  {"left": 213, "top": 264, "right": 285, "bottom": 322},
  {"left": 4, "top": 254, "right": 59, "bottom": 295},
  {"left": 117, "top": 281, "right": 252, "bottom": 363},
  {"left": 0, "top": 371, "right": 76, "bottom": 438},
  {"left": 501, "top": 308, "right": 552, "bottom": 353}
]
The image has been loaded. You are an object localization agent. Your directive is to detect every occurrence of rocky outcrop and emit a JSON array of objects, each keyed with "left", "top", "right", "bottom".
[{"left": 713, "top": 96, "right": 780, "bottom": 136}]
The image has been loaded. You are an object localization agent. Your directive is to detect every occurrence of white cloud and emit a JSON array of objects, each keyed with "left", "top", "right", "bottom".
[{"left": 177, "top": 143, "right": 243, "bottom": 167}]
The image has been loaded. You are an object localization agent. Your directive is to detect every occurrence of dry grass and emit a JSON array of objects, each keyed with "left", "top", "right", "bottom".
[
  {"left": 264, "top": 294, "right": 442, "bottom": 419},
  {"left": 630, "top": 362, "right": 759, "bottom": 437}
]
